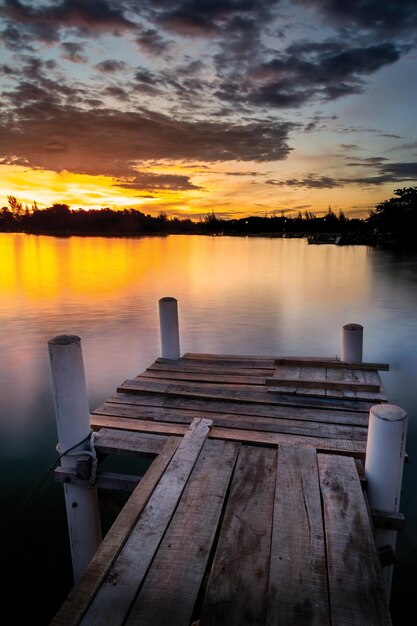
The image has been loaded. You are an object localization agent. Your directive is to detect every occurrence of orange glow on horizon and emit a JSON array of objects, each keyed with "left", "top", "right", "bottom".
[{"left": 0, "top": 162, "right": 392, "bottom": 220}]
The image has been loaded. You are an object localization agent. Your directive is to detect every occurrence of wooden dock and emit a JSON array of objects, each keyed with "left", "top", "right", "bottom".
[{"left": 52, "top": 352, "right": 397, "bottom": 625}]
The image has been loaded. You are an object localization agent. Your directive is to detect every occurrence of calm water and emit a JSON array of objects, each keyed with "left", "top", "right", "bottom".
[{"left": 1, "top": 233, "right": 416, "bottom": 624}]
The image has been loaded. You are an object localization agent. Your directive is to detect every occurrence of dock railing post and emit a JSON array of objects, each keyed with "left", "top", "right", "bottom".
[
  {"left": 159, "top": 297, "right": 181, "bottom": 360},
  {"left": 341, "top": 323, "right": 363, "bottom": 363},
  {"left": 365, "top": 403, "right": 408, "bottom": 601},
  {"left": 48, "top": 335, "right": 102, "bottom": 584}
]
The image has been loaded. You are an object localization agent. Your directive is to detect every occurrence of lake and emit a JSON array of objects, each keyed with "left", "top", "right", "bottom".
[{"left": 1, "top": 232, "right": 416, "bottom": 624}]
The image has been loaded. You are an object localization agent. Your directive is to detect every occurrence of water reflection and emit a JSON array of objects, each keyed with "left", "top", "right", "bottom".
[{"left": 0, "top": 233, "right": 416, "bottom": 624}]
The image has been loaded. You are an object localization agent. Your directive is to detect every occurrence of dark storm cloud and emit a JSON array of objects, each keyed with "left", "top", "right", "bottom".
[
  {"left": 299, "top": 0, "right": 417, "bottom": 37},
  {"left": 0, "top": 98, "right": 295, "bottom": 178},
  {"left": 0, "top": 0, "right": 137, "bottom": 40},
  {"left": 244, "top": 41, "right": 402, "bottom": 108},
  {"left": 150, "top": 0, "right": 273, "bottom": 37},
  {"left": 116, "top": 172, "right": 200, "bottom": 191},
  {"left": 266, "top": 161, "right": 417, "bottom": 189}
]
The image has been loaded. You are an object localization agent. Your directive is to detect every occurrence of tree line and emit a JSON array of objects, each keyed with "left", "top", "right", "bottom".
[{"left": 1, "top": 187, "right": 416, "bottom": 244}]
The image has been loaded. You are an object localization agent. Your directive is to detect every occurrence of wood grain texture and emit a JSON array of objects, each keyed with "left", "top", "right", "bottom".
[
  {"left": 275, "top": 357, "right": 389, "bottom": 371},
  {"left": 149, "top": 360, "right": 274, "bottom": 377},
  {"left": 90, "top": 415, "right": 367, "bottom": 456},
  {"left": 99, "top": 392, "right": 369, "bottom": 425},
  {"left": 125, "top": 439, "right": 240, "bottom": 626},
  {"left": 51, "top": 437, "right": 179, "bottom": 626},
  {"left": 318, "top": 454, "right": 392, "bottom": 626},
  {"left": 92, "top": 402, "right": 368, "bottom": 441},
  {"left": 116, "top": 378, "right": 374, "bottom": 411},
  {"left": 200, "top": 446, "right": 276, "bottom": 626},
  {"left": 267, "top": 445, "right": 330, "bottom": 626},
  {"left": 95, "top": 428, "right": 167, "bottom": 456},
  {"left": 80, "top": 418, "right": 212, "bottom": 626}
]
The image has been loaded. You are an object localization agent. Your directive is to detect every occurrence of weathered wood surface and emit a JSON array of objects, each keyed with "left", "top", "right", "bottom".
[
  {"left": 117, "top": 377, "right": 376, "bottom": 411},
  {"left": 267, "top": 445, "right": 330, "bottom": 625},
  {"left": 275, "top": 356, "right": 389, "bottom": 371},
  {"left": 54, "top": 467, "right": 141, "bottom": 492},
  {"left": 93, "top": 401, "right": 367, "bottom": 440},
  {"left": 80, "top": 418, "right": 212, "bottom": 626},
  {"left": 200, "top": 446, "right": 276, "bottom": 626},
  {"left": 318, "top": 453, "right": 392, "bottom": 626},
  {"left": 95, "top": 428, "right": 169, "bottom": 456},
  {"left": 54, "top": 438, "right": 392, "bottom": 625},
  {"left": 125, "top": 440, "right": 240, "bottom": 626},
  {"left": 97, "top": 392, "right": 369, "bottom": 425},
  {"left": 90, "top": 414, "right": 367, "bottom": 457},
  {"left": 53, "top": 352, "right": 393, "bottom": 624}
]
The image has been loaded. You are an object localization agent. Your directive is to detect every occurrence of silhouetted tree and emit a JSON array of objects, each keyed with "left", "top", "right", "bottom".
[{"left": 367, "top": 187, "right": 417, "bottom": 235}]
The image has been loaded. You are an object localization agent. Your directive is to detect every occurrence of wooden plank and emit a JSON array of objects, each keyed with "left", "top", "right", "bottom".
[
  {"left": 133, "top": 375, "right": 267, "bottom": 392},
  {"left": 317, "top": 454, "right": 392, "bottom": 626},
  {"left": 149, "top": 360, "right": 274, "bottom": 377},
  {"left": 93, "top": 402, "right": 368, "bottom": 441},
  {"left": 51, "top": 437, "right": 179, "bottom": 626},
  {"left": 181, "top": 353, "right": 276, "bottom": 367},
  {"left": 297, "top": 366, "right": 326, "bottom": 397},
  {"left": 275, "top": 357, "right": 389, "bottom": 371},
  {"left": 141, "top": 369, "right": 268, "bottom": 386},
  {"left": 80, "top": 417, "right": 212, "bottom": 626},
  {"left": 90, "top": 415, "right": 367, "bottom": 457},
  {"left": 116, "top": 378, "right": 374, "bottom": 411},
  {"left": 54, "top": 467, "right": 141, "bottom": 492},
  {"left": 125, "top": 439, "right": 240, "bottom": 626},
  {"left": 326, "top": 367, "right": 353, "bottom": 399},
  {"left": 98, "top": 392, "right": 370, "bottom": 425},
  {"left": 352, "top": 369, "right": 387, "bottom": 402},
  {"left": 266, "top": 445, "right": 330, "bottom": 626},
  {"left": 95, "top": 428, "right": 168, "bottom": 456},
  {"left": 266, "top": 376, "right": 380, "bottom": 393},
  {"left": 200, "top": 446, "right": 276, "bottom": 626}
]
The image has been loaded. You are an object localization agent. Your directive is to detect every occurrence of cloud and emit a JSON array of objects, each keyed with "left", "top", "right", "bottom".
[
  {"left": 266, "top": 175, "right": 341, "bottom": 189},
  {"left": 244, "top": 41, "right": 402, "bottom": 108},
  {"left": 115, "top": 172, "right": 200, "bottom": 191},
  {"left": 95, "top": 59, "right": 127, "bottom": 73},
  {"left": 0, "top": 0, "right": 137, "bottom": 39},
  {"left": 61, "top": 41, "right": 87, "bottom": 63},
  {"left": 0, "top": 97, "right": 295, "bottom": 178},
  {"left": 298, "top": 0, "right": 417, "bottom": 37},
  {"left": 135, "top": 28, "right": 172, "bottom": 55},
  {"left": 266, "top": 161, "right": 417, "bottom": 189},
  {"left": 151, "top": 0, "right": 273, "bottom": 37}
]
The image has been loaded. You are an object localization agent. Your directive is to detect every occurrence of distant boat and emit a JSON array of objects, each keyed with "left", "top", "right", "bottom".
[{"left": 307, "top": 233, "right": 340, "bottom": 244}]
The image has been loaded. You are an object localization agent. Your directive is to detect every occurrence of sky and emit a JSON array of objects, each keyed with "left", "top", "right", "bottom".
[{"left": 0, "top": 0, "right": 416, "bottom": 220}]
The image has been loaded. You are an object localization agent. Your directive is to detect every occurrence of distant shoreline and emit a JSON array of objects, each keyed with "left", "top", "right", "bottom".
[{"left": 2, "top": 228, "right": 416, "bottom": 249}]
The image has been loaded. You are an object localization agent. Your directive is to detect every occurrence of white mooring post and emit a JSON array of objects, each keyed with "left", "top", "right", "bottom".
[
  {"left": 159, "top": 297, "right": 181, "bottom": 360},
  {"left": 341, "top": 323, "right": 363, "bottom": 363},
  {"left": 365, "top": 403, "right": 408, "bottom": 601},
  {"left": 48, "top": 335, "right": 102, "bottom": 584}
]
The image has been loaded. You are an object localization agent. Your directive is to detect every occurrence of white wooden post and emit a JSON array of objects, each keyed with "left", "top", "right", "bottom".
[
  {"left": 365, "top": 403, "right": 408, "bottom": 600},
  {"left": 159, "top": 297, "right": 180, "bottom": 360},
  {"left": 341, "top": 323, "right": 363, "bottom": 363},
  {"left": 48, "top": 335, "right": 102, "bottom": 583}
]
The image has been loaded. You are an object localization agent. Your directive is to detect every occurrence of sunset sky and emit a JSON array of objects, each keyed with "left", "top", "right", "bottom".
[{"left": 0, "top": 0, "right": 416, "bottom": 219}]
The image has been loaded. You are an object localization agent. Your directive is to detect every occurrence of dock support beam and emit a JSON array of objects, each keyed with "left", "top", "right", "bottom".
[
  {"left": 365, "top": 403, "right": 408, "bottom": 601},
  {"left": 48, "top": 335, "right": 102, "bottom": 584},
  {"left": 159, "top": 297, "right": 181, "bottom": 360},
  {"left": 341, "top": 323, "right": 363, "bottom": 363}
]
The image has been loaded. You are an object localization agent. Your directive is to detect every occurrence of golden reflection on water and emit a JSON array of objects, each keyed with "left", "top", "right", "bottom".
[{"left": 0, "top": 233, "right": 370, "bottom": 314}]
